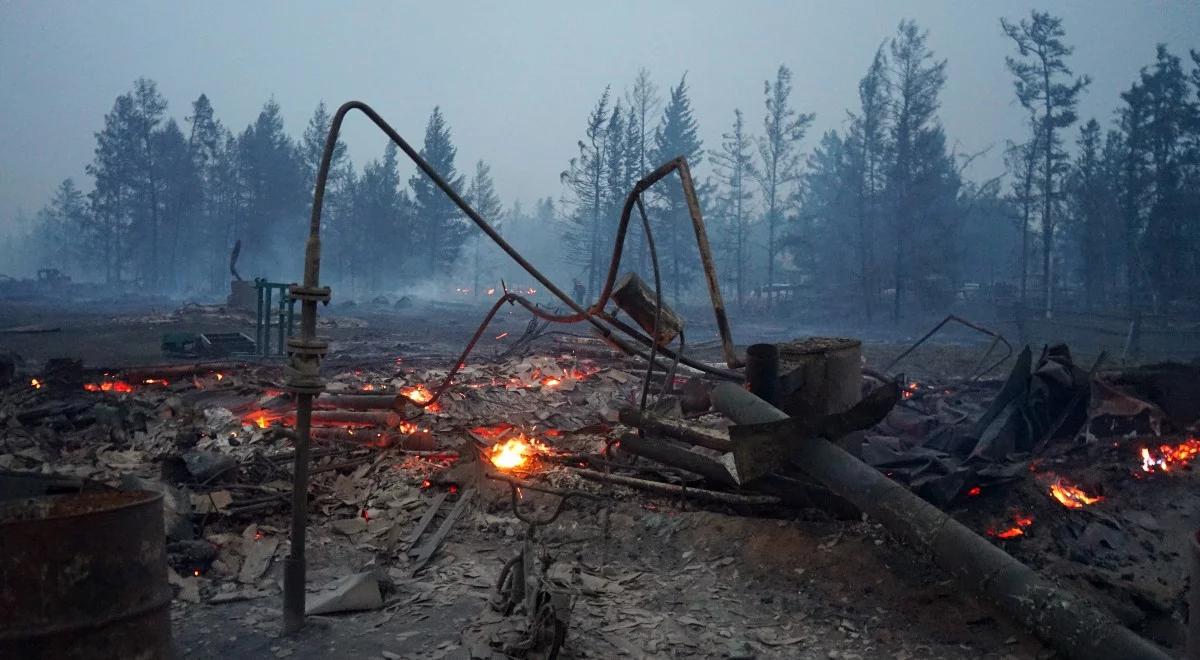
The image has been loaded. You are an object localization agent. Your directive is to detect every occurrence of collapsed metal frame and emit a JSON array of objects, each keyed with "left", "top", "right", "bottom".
[{"left": 282, "top": 100, "right": 742, "bottom": 632}]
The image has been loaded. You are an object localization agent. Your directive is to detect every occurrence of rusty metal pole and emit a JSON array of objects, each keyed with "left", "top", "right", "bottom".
[
  {"left": 282, "top": 102, "right": 751, "bottom": 632},
  {"left": 676, "top": 159, "right": 740, "bottom": 369}
]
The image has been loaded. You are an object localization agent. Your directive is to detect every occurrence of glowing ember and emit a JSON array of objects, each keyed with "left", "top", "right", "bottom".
[
  {"left": 362, "top": 383, "right": 375, "bottom": 391},
  {"left": 1048, "top": 478, "right": 1103, "bottom": 509},
  {"left": 84, "top": 380, "right": 134, "bottom": 393},
  {"left": 30, "top": 378, "right": 42, "bottom": 389},
  {"left": 1139, "top": 438, "right": 1200, "bottom": 473},
  {"left": 215, "top": 373, "right": 224, "bottom": 381},
  {"left": 495, "top": 332, "right": 509, "bottom": 340},
  {"left": 541, "top": 376, "right": 561, "bottom": 388},
  {"left": 966, "top": 486, "right": 982, "bottom": 497},
  {"left": 901, "top": 381, "right": 919, "bottom": 400},
  {"left": 471, "top": 423, "right": 513, "bottom": 439},
  {"left": 243, "top": 410, "right": 286, "bottom": 429},
  {"left": 987, "top": 511, "right": 1034, "bottom": 539},
  {"left": 143, "top": 378, "right": 169, "bottom": 386},
  {"left": 396, "top": 420, "right": 427, "bottom": 435},
  {"left": 489, "top": 434, "right": 549, "bottom": 471},
  {"left": 400, "top": 384, "right": 441, "bottom": 411}
]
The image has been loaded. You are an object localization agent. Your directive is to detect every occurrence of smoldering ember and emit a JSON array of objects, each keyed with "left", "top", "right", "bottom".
[{"left": 2, "top": 6, "right": 1200, "bottom": 660}]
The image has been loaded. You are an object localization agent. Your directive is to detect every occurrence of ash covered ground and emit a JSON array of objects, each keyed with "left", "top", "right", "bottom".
[{"left": 2, "top": 297, "right": 1196, "bottom": 659}]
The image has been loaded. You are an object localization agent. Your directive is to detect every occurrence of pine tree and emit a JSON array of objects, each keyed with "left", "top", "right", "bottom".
[
  {"left": 299, "top": 102, "right": 348, "bottom": 200},
  {"left": 350, "top": 142, "right": 407, "bottom": 290},
  {"left": 624, "top": 69, "right": 662, "bottom": 273},
  {"left": 886, "top": 21, "right": 948, "bottom": 321},
  {"left": 845, "top": 46, "right": 891, "bottom": 320},
  {"left": 87, "top": 91, "right": 141, "bottom": 282},
  {"left": 409, "top": 107, "right": 467, "bottom": 275},
  {"left": 710, "top": 109, "right": 756, "bottom": 307},
  {"left": 801, "top": 130, "right": 855, "bottom": 289},
  {"left": 1001, "top": 10, "right": 1091, "bottom": 318},
  {"left": 1004, "top": 134, "right": 1039, "bottom": 307},
  {"left": 236, "top": 98, "right": 304, "bottom": 277},
  {"left": 756, "top": 65, "right": 814, "bottom": 292},
  {"left": 560, "top": 88, "right": 612, "bottom": 298},
  {"left": 186, "top": 94, "right": 230, "bottom": 290},
  {"left": 34, "top": 179, "right": 90, "bottom": 274},
  {"left": 155, "top": 118, "right": 200, "bottom": 290},
  {"left": 652, "top": 74, "right": 705, "bottom": 302},
  {"left": 130, "top": 78, "right": 169, "bottom": 288},
  {"left": 1065, "top": 119, "right": 1112, "bottom": 308},
  {"left": 465, "top": 160, "right": 503, "bottom": 297},
  {"left": 1116, "top": 78, "right": 1152, "bottom": 310},
  {"left": 1138, "top": 46, "right": 1196, "bottom": 307}
]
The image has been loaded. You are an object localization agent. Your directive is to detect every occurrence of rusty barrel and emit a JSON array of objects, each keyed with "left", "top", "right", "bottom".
[{"left": 0, "top": 490, "right": 173, "bottom": 659}]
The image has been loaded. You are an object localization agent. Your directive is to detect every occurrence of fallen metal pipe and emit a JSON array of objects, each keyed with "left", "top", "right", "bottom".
[
  {"left": 1190, "top": 529, "right": 1199, "bottom": 659},
  {"left": 285, "top": 100, "right": 743, "bottom": 633},
  {"left": 711, "top": 383, "right": 1169, "bottom": 660}
]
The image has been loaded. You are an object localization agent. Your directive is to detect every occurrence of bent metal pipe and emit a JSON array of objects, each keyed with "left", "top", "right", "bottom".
[{"left": 282, "top": 100, "right": 741, "bottom": 632}]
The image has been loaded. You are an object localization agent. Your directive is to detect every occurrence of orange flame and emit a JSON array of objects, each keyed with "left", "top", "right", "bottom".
[
  {"left": 30, "top": 378, "right": 42, "bottom": 389},
  {"left": 1139, "top": 438, "right": 1200, "bottom": 473},
  {"left": 1048, "top": 478, "right": 1103, "bottom": 509},
  {"left": 400, "top": 384, "right": 441, "bottom": 412},
  {"left": 84, "top": 380, "right": 134, "bottom": 393},
  {"left": 489, "top": 434, "right": 549, "bottom": 471},
  {"left": 243, "top": 410, "right": 286, "bottom": 429},
  {"left": 987, "top": 511, "right": 1034, "bottom": 539}
]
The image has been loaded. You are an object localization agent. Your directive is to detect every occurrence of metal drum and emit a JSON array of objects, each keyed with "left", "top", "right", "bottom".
[{"left": 0, "top": 490, "right": 173, "bottom": 659}]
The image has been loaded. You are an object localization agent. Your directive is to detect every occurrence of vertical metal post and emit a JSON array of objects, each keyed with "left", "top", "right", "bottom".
[
  {"left": 282, "top": 391, "right": 313, "bottom": 632},
  {"left": 676, "top": 159, "right": 740, "bottom": 369},
  {"left": 263, "top": 286, "right": 273, "bottom": 357},
  {"left": 286, "top": 293, "right": 295, "bottom": 345},
  {"left": 277, "top": 291, "right": 286, "bottom": 358},
  {"left": 256, "top": 282, "right": 264, "bottom": 357},
  {"left": 745, "top": 343, "right": 780, "bottom": 406}
]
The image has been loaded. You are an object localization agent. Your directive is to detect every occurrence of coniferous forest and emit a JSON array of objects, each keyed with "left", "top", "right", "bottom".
[{"left": 8, "top": 13, "right": 1200, "bottom": 322}]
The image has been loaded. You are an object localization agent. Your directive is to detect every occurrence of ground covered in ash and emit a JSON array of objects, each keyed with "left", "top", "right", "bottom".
[{"left": 2, "top": 297, "right": 1195, "bottom": 658}]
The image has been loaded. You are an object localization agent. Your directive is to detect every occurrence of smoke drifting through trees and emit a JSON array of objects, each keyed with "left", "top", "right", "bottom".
[{"left": 10, "top": 13, "right": 1200, "bottom": 319}]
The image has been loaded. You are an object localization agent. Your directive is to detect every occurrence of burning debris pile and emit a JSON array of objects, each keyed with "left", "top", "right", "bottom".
[{"left": 4, "top": 326, "right": 1200, "bottom": 657}]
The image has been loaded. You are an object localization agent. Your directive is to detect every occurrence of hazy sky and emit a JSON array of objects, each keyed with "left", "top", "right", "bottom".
[{"left": 1, "top": 1, "right": 1197, "bottom": 228}]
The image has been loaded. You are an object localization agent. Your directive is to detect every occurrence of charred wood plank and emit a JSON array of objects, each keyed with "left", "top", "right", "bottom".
[
  {"left": 410, "top": 488, "right": 474, "bottom": 576},
  {"left": 618, "top": 408, "right": 733, "bottom": 452},
  {"left": 611, "top": 272, "right": 684, "bottom": 346},
  {"left": 617, "top": 432, "right": 737, "bottom": 487}
]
